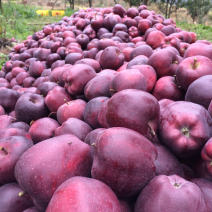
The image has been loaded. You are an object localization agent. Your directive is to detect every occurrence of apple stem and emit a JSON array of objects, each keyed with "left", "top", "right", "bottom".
[
  {"left": 110, "top": 88, "right": 116, "bottom": 93},
  {"left": 64, "top": 99, "right": 69, "bottom": 105},
  {"left": 68, "top": 142, "right": 72, "bottom": 145},
  {"left": 30, "top": 120, "right": 34, "bottom": 126},
  {"left": 210, "top": 161, "right": 212, "bottom": 166},
  {"left": 193, "top": 58, "right": 197, "bottom": 69},
  {"left": 148, "top": 124, "right": 155, "bottom": 139},
  {"left": 92, "top": 143, "right": 97, "bottom": 150},
  {"left": 0, "top": 147, "right": 8, "bottom": 155},
  {"left": 48, "top": 112, "right": 57, "bottom": 118},
  {"left": 29, "top": 98, "right": 34, "bottom": 103},
  {"left": 19, "top": 191, "right": 25, "bottom": 197}
]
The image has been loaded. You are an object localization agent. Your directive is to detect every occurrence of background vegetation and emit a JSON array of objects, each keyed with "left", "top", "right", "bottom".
[{"left": 0, "top": 0, "right": 212, "bottom": 68}]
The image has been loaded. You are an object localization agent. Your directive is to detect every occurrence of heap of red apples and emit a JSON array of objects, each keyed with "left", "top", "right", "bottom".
[{"left": 1, "top": 4, "right": 212, "bottom": 212}]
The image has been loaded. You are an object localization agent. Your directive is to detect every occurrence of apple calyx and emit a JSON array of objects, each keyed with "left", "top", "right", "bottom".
[
  {"left": 172, "top": 61, "right": 178, "bottom": 64},
  {"left": 181, "top": 127, "right": 189, "bottom": 138},
  {"left": 68, "top": 142, "right": 72, "bottom": 145},
  {"left": 64, "top": 99, "right": 69, "bottom": 105},
  {"left": 173, "top": 182, "right": 180, "bottom": 188},
  {"left": 19, "top": 191, "right": 26, "bottom": 197},
  {"left": 210, "top": 161, "right": 212, "bottom": 166},
  {"left": 0, "top": 147, "right": 8, "bottom": 155}
]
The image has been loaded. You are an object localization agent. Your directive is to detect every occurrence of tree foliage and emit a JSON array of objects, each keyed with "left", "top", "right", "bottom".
[
  {"left": 0, "top": 0, "right": 2, "bottom": 12},
  {"left": 184, "top": 0, "right": 212, "bottom": 23},
  {"left": 150, "top": 0, "right": 186, "bottom": 18}
]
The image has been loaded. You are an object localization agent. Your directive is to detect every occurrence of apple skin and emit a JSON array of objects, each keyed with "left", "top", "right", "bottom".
[
  {"left": 176, "top": 55, "right": 212, "bottom": 91},
  {"left": 158, "top": 101, "right": 212, "bottom": 159},
  {"left": 23, "top": 207, "right": 42, "bottom": 212},
  {"left": 75, "top": 58, "right": 101, "bottom": 73},
  {"left": 129, "top": 44, "right": 153, "bottom": 60},
  {"left": 130, "top": 65, "right": 157, "bottom": 92},
  {"left": 0, "top": 88, "right": 19, "bottom": 112},
  {"left": 126, "top": 55, "right": 148, "bottom": 69},
  {"left": 46, "top": 176, "right": 121, "bottom": 212},
  {"left": 146, "top": 30, "right": 166, "bottom": 49},
  {"left": 138, "top": 19, "right": 152, "bottom": 34},
  {"left": 57, "top": 99, "right": 87, "bottom": 125},
  {"left": 29, "top": 118, "right": 60, "bottom": 144},
  {"left": 134, "top": 175, "right": 207, "bottom": 212},
  {"left": 0, "top": 136, "right": 33, "bottom": 184},
  {"left": 36, "top": 82, "right": 59, "bottom": 97},
  {"left": 15, "top": 93, "right": 49, "bottom": 124},
  {"left": 84, "top": 73, "right": 114, "bottom": 100},
  {"left": 191, "top": 178, "right": 212, "bottom": 212},
  {"left": 113, "top": 4, "right": 126, "bottom": 18},
  {"left": 55, "top": 118, "right": 93, "bottom": 141},
  {"left": 158, "top": 99, "right": 174, "bottom": 114},
  {"left": 0, "top": 128, "right": 31, "bottom": 140},
  {"left": 99, "top": 46, "right": 124, "bottom": 70},
  {"left": 154, "top": 143, "right": 185, "bottom": 177},
  {"left": 91, "top": 127, "right": 157, "bottom": 197},
  {"left": 14, "top": 134, "right": 93, "bottom": 211},
  {"left": 185, "top": 75, "right": 212, "bottom": 109},
  {"left": 184, "top": 43, "right": 212, "bottom": 61},
  {"left": 160, "top": 36, "right": 180, "bottom": 51},
  {"left": 65, "top": 53, "right": 83, "bottom": 65},
  {"left": 63, "top": 64, "right": 97, "bottom": 96},
  {"left": 45, "top": 86, "right": 74, "bottom": 113},
  {"left": 148, "top": 48, "right": 181, "bottom": 78},
  {"left": 179, "top": 42, "right": 190, "bottom": 57},
  {"left": 109, "top": 69, "right": 147, "bottom": 96},
  {"left": 0, "top": 183, "right": 34, "bottom": 212},
  {"left": 104, "top": 89, "right": 159, "bottom": 140},
  {"left": 152, "top": 76, "right": 185, "bottom": 101},
  {"left": 83, "top": 97, "right": 109, "bottom": 129},
  {"left": 201, "top": 137, "right": 212, "bottom": 176},
  {"left": 0, "top": 105, "right": 5, "bottom": 115}
]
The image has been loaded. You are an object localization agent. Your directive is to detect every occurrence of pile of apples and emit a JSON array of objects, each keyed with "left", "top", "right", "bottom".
[{"left": 1, "top": 3, "right": 212, "bottom": 212}]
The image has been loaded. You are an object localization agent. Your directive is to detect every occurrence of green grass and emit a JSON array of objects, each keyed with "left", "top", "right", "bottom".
[
  {"left": 0, "top": 2, "right": 75, "bottom": 42},
  {"left": 176, "top": 21, "right": 212, "bottom": 42}
]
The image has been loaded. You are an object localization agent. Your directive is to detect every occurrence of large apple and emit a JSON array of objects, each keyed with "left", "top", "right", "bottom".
[
  {"left": 46, "top": 177, "right": 121, "bottom": 212},
  {"left": 91, "top": 127, "right": 157, "bottom": 197},
  {"left": 15, "top": 134, "right": 93, "bottom": 211},
  {"left": 104, "top": 89, "right": 160, "bottom": 140},
  {"left": 158, "top": 101, "right": 212, "bottom": 159},
  {"left": 134, "top": 175, "right": 207, "bottom": 212}
]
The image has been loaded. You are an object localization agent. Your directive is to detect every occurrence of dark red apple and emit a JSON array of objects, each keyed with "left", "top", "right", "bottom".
[
  {"left": 46, "top": 177, "right": 121, "bottom": 212},
  {"left": 0, "top": 183, "right": 33, "bottom": 212},
  {"left": 158, "top": 101, "right": 212, "bottom": 159},
  {"left": 134, "top": 175, "right": 207, "bottom": 212},
  {"left": 14, "top": 134, "right": 92, "bottom": 211},
  {"left": 91, "top": 127, "right": 157, "bottom": 197},
  {"left": 57, "top": 99, "right": 87, "bottom": 124},
  {"left": 176, "top": 55, "right": 212, "bottom": 91},
  {"left": 0, "top": 136, "right": 33, "bottom": 184}
]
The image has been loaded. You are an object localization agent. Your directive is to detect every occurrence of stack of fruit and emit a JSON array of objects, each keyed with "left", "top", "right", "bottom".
[{"left": 1, "top": 4, "right": 212, "bottom": 212}]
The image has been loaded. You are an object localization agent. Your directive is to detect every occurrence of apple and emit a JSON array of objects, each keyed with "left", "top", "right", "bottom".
[
  {"left": 99, "top": 46, "right": 124, "bottom": 70},
  {"left": 134, "top": 175, "right": 207, "bottom": 212},
  {"left": 185, "top": 75, "right": 212, "bottom": 109},
  {"left": 15, "top": 134, "right": 93, "bottom": 211},
  {"left": 55, "top": 118, "right": 92, "bottom": 141},
  {"left": 46, "top": 177, "right": 121, "bottom": 212},
  {"left": 0, "top": 136, "right": 33, "bottom": 184},
  {"left": 152, "top": 76, "right": 185, "bottom": 101},
  {"left": 91, "top": 127, "right": 157, "bottom": 197},
  {"left": 0, "top": 183, "right": 34, "bottom": 212},
  {"left": 176, "top": 55, "right": 212, "bottom": 90},
  {"left": 29, "top": 118, "right": 60, "bottom": 144},
  {"left": 15, "top": 93, "right": 49, "bottom": 124},
  {"left": 103, "top": 89, "right": 160, "bottom": 140},
  {"left": 158, "top": 101, "right": 212, "bottom": 159},
  {"left": 83, "top": 97, "right": 109, "bottom": 129}
]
